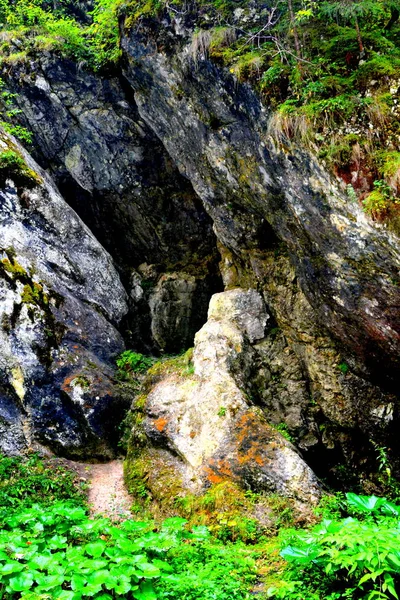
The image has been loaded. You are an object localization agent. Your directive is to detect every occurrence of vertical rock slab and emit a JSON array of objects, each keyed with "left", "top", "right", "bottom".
[{"left": 0, "top": 131, "right": 129, "bottom": 457}]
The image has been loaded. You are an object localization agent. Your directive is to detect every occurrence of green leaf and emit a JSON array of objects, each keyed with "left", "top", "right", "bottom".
[
  {"left": 84, "top": 542, "right": 106, "bottom": 558},
  {"left": 379, "top": 501, "right": 400, "bottom": 517},
  {"left": 79, "top": 559, "right": 108, "bottom": 571},
  {"left": 133, "top": 580, "right": 157, "bottom": 600},
  {"left": 35, "top": 573, "right": 65, "bottom": 590},
  {"left": 346, "top": 493, "right": 381, "bottom": 512},
  {"left": 47, "top": 535, "right": 67, "bottom": 549},
  {"left": 28, "top": 554, "right": 56, "bottom": 571},
  {"left": 54, "top": 590, "right": 82, "bottom": 600},
  {"left": 137, "top": 562, "right": 161, "bottom": 578},
  {"left": 0, "top": 560, "right": 26, "bottom": 575},
  {"left": 280, "top": 545, "right": 319, "bottom": 563},
  {"left": 8, "top": 572, "right": 34, "bottom": 592},
  {"left": 87, "top": 570, "right": 110, "bottom": 586},
  {"left": 190, "top": 526, "right": 210, "bottom": 540},
  {"left": 161, "top": 517, "right": 187, "bottom": 531}
]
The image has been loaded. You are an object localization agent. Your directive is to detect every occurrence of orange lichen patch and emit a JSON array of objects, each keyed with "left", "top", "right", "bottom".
[
  {"left": 203, "top": 467, "right": 224, "bottom": 485},
  {"left": 154, "top": 417, "right": 168, "bottom": 432},
  {"left": 234, "top": 411, "right": 273, "bottom": 468},
  {"left": 203, "top": 458, "right": 234, "bottom": 484},
  {"left": 189, "top": 430, "right": 197, "bottom": 438},
  {"left": 61, "top": 374, "right": 77, "bottom": 392}
]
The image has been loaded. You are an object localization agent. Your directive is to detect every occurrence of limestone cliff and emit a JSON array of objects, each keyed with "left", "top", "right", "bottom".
[{"left": 1, "top": 6, "right": 400, "bottom": 497}]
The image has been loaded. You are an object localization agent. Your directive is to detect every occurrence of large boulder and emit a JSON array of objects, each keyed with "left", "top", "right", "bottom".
[
  {"left": 127, "top": 289, "right": 321, "bottom": 504},
  {"left": 0, "top": 130, "right": 129, "bottom": 458}
]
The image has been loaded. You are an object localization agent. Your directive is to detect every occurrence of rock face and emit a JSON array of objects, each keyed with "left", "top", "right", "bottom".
[
  {"left": 119, "top": 18, "right": 400, "bottom": 477},
  {"left": 122, "top": 22, "right": 400, "bottom": 387},
  {"left": 128, "top": 289, "right": 321, "bottom": 504},
  {"left": 4, "top": 57, "right": 222, "bottom": 353},
  {"left": 148, "top": 271, "right": 219, "bottom": 352},
  {"left": 1, "top": 7, "right": 400, "bottom": 490},
  {"left": 0, "top": 131, "right": 129, "bottom": 457}
]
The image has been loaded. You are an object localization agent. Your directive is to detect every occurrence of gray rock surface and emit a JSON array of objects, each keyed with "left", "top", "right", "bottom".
[
  {"left": 0, "top": 130, "right": 129, "bottom": 457},
  {"left": 129, "top": 289, "right": 321, "bottom": 504},
  {"left": 4, "top": 57, "right": 221, "bottom": 352},
  {"left": 149, "top": 271, "right": 219, "bottom": 352},
  {"left": 122, "top": 22, "right": 400, "bottom": 388}
]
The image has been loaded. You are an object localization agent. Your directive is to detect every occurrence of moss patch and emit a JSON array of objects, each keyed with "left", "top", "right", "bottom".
[
  {"left": 0, "top": 149, "right": 42, "bottom": 188},
  {"left": 146, "top": 348, "right": 194, "bottom": 383}
]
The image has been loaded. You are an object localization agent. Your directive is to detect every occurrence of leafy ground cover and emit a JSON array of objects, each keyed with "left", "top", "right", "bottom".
[
  {"left": 3, "top": 454, "right": 400, "bottom": 599},
  {"left": 0, "top": 503, "right": 259, "bottom": 600},
  {"left": 268, "top": 492, "right": 400, "bottom": 600},
  {"left": 0, "top": 453, "right": 87, "bottom": 515},
  {"left": 0, "top": 453, "right": 261, "bottom": 599}
]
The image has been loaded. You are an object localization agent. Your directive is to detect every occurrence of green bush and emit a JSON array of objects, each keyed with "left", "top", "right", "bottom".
[
  {"left": 116, "top": 351, "right": 154, "bottom": 377},
  {"left": 0, "top": 149, "right": 41, "bottom": 188},
  {"left": 0, "top": 453, "right": 87, "bottom": 515},
  {"left": 268, "top": 493, "right": 400, "bottom": 600}
]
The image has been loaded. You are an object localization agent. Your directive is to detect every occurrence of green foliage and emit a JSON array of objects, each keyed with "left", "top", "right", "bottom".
[
  {"left": 0, "top": 149, "right": 41, "bottom": 187},
  {"left": 0, "top": 502, "right": 257, "bottom": 600},
  {"left": 0, "top": 123, "right": 33, "bottom": 144},
  {"left": 337, "top": 361, "right": 349, "bottom": 374},
  {"left": 89, "top": 0, "right": 123, "bottom": 69},
  {"left": 270, "top": 423, "right": 293, "bottom": 443},
  {"left": 116, "top": 351, "right": 154, "bottom": 379},
  {"left": 363, "top": 180, "right": 400, "bottom": 216},
  {"left": 0, "top": 78, "right": 33, "bottom": 144},
  {"left": 173, "top": 482, "right": 293, "bottom": 543},
  {"left": 0, "top": 453, "right": 87, "bottom": 515},
  {"left": 269, "top": 493, "right": 400, "bottom": 600},
  {"left": 146, "top": 349, "right": 194, "bottom": 380}
]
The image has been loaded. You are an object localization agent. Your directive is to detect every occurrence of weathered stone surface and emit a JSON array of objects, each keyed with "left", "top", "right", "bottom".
[
  {"left": 218, "top": 243, "right": 399, "bottom": 477},
  {"left": 130, "top": 289, "right": 321, "bottom": 504},
  {"left": 149, "top": 271, "right": 219, "bottom": 352},
  {"left": 0, "top": 131, "right": 129, "bottom": 458},
  {"left": 4, "top": 58, "right": 221, "bottom": 351},
  {"left": 122, "top": 21, "right": 400, "bottom": 389}
]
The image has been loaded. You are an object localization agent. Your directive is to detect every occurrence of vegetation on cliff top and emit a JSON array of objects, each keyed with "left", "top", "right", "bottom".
[{"left": 2, "top": 0, "right": 400, "bottom": 227}]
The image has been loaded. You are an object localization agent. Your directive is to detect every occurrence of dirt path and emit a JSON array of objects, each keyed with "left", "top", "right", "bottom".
[
  {"left": 51, "top": 457, "right": 133, "bottom": 520},
  {"left": 87, "top": 460, "right": 133, "bottom": 520}
]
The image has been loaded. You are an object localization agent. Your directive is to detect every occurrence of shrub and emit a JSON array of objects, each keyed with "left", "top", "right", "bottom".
[
  {"left": 0, "top": 149, "right": 41, "bottom": 187},
  {"left": 363, "top": 179, "right": 399, "bottom": 217},
  {"left": 268, "top": 493, "right": 400, "bottom": 600},
  {"left": 0, "top": 453, "right": 87, "bottom": 516},
  {"left": 116, "top": 351, "right": 154, "bottom": 377}
]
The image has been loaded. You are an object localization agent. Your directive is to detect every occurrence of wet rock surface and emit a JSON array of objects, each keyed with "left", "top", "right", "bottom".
[{"left": 0, "top": 131, "right": 129, "bottom": 457}]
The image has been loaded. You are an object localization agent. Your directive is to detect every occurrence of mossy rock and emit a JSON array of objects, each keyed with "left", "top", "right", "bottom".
[{"left": 0, "top": 149, "right": 42, "bottom": 189}]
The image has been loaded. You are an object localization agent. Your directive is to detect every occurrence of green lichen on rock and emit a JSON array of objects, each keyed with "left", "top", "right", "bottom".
[
  {"left": 21, "top": 282, "right": 49, "bottom": 306},
  {"left": 0, "top": 247, "right": 65, "bottom": 366},
  {"left": 1, "top": 257, "right": 27, "bottom": 278}
]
